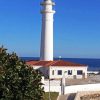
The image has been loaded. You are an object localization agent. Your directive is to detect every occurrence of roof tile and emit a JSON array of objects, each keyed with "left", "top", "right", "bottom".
[{"left": 26, "top": 60, "right": 87, "bottom": 67}]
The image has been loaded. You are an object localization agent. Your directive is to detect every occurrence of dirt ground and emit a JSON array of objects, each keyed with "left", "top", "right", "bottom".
[{"left": 65, "top": 74, "right": 100, "bottom": 86}]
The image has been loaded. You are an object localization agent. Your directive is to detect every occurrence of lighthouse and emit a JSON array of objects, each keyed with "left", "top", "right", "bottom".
[{"left": 40, "top": 0, "right": 55, "bottom": 61}]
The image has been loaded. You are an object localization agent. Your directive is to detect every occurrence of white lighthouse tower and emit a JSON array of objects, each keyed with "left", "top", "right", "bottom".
[{"left": 40, "top": 0, "right": 55, "bottom": 61}]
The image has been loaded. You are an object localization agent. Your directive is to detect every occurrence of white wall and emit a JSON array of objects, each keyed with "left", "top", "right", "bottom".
[
  {"left": 43, "top": 86, "right": 61, "bottom": 93},
  {"left": 43, "top": 80, "right": 61, "bottom": 86},
  {"left": 49, "top": 66, "right": 88, "bottom": 79},
  {"left": 64, "top": 83, "right": 100, "bottom": 94},
  {"left": 42, "top": 80, "right": 61, "bottom": 93},
  {"left": 32, "top": 65, "right": 88, "bottom": 79},
  {"left": 43, "top": 83, "right": 100, "bottom": 95},
  {"left": 42, "top": 78, "right": 100, "bottom": 95}
]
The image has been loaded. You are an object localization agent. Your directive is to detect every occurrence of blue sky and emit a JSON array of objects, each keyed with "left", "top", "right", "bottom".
[{"left": 0, "top": 0, "right": 100, "bottom": 58}]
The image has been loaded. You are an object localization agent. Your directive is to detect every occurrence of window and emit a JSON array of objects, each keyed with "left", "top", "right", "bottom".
[
  {"left": 68, "top": 70, "right": 72, "bottom": 75},
  {"left": 77, "top": 70, "right": 83, "bottom": 75},
  {"left": 58, "top": 70, "right": 62, "bottom": 75},
  {"left": 52, "top": 70, "right": 54, "bottom": 75}
]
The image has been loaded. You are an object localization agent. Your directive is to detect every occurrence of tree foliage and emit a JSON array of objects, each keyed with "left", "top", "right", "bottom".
[{"left": 0, "top": 46, "right": 44, "bottom": 100}]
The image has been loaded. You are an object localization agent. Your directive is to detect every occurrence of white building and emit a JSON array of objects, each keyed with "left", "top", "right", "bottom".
[
  {"left": 26, "top": 0, "right": 88, "bottom": 79},
  {"left": 26, "top": 60, "right": 88, "bottom": 79}
]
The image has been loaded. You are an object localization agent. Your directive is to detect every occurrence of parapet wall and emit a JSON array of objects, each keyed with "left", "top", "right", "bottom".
[
  {"left": 74, "top": 91, "right": 100, "bottom": 100},
  {"left": 64, "top": 83, "right": 100, "bottom": 94}
]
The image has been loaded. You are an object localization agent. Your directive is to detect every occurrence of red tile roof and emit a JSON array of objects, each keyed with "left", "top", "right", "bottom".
[
  {"left": 26, "top": 60, "right": 87, "bottom": 67},
  {"left": 50, "top": 60, "right": 85, "bottom": 66},
  {"left": 32, "top": 61, "right": 52, "bottom": 66},
  {"left": 26, "top": 61, "right": 38, "bottom": 65}
]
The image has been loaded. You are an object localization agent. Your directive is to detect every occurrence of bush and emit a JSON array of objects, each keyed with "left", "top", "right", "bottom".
[{"left": 0, "top": 46, "right": 44, "bottom": 100}]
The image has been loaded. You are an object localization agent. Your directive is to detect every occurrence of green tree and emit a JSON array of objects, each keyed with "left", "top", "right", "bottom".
[{"left": 0, "top": 46, "right": 44, "bottom": 100}]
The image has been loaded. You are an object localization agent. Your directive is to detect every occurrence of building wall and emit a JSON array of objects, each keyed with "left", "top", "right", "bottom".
[
  {"left": 49, "top": 66, "right": 88, "bottom": 79},
  {"left": 32, "top": 65, "right": 88, "bottom": 79}
]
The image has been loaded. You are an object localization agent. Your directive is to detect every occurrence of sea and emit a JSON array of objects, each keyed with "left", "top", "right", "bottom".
[{"left": 20, "top": 57, "right": 100, "bottom": 71}]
